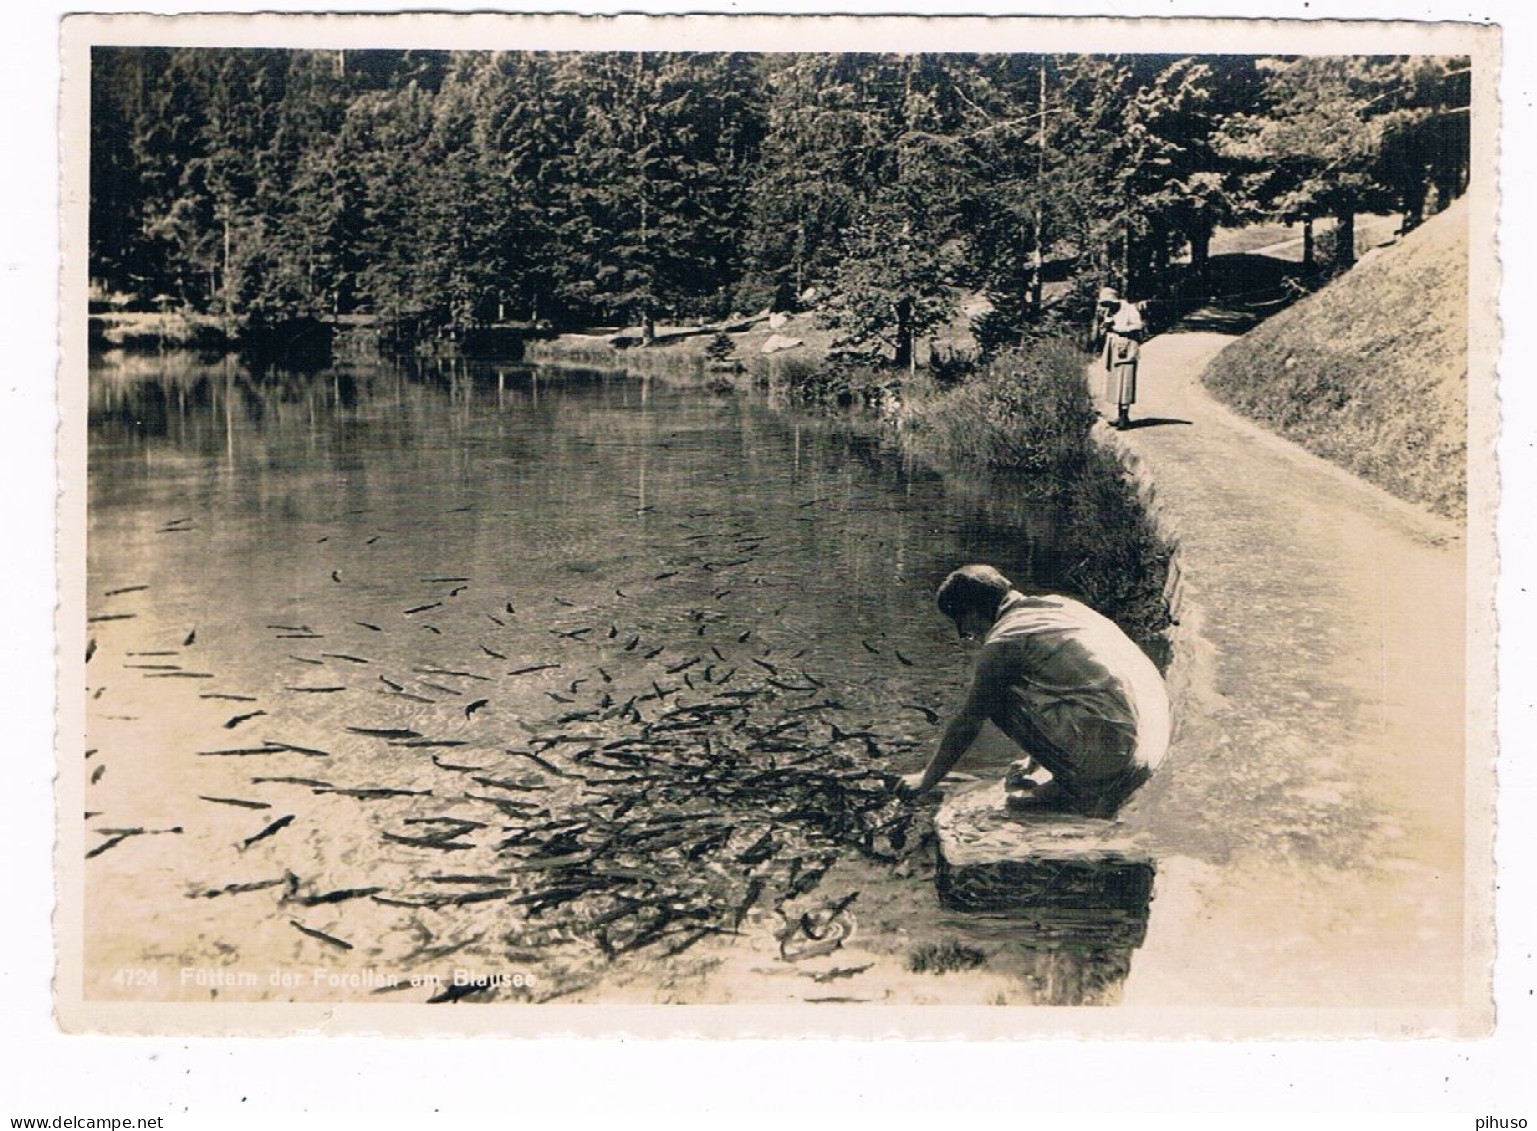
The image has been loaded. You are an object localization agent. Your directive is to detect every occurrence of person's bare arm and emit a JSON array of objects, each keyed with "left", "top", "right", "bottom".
[{"left": 901, "top": 646, "right": 1010, "bottom": 797}]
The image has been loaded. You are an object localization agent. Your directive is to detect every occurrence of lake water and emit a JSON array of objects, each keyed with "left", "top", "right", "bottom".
[{"left": 83, "top": 350, "right": 1158, "bottom": 1007}]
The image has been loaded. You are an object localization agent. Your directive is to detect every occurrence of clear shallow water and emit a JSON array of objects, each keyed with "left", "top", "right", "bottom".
[{"left": 83, "top": 351, "right": 1154, "bottom": 1005}]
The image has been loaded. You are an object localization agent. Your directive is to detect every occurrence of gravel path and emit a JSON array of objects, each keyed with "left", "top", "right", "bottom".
[{"left": 1102, "top": 330, "right": 1476, "bottom": 1022}]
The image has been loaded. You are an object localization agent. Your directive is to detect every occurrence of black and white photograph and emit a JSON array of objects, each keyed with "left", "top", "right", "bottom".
[{"left": 54, "top": 11, "right": 1500, "bottom": 1042}]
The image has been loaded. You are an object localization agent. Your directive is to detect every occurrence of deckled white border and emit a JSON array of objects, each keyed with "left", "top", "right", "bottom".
[
  {"left": 11, "top": 0, "right": 1533, "bottom": 1113},
  {"left": 52, "top": 4, "right": 1502, "bottom": 1043}
]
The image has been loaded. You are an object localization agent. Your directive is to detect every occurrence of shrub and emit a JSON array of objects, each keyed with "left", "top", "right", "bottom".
[
  {"left": 974, "top": 278, "right": 1104, "bottom": 360},
  {"left": 970, "top": 307, "right": 1024, "bottom": 357},
  {"left": 897, "top": 337, "right": 1097, "bottom": 472},
  {"left": 704, "top": 331, "right": 737, "bottom": 362},
  {"left": 927, "top": 344, "right": 979, "bottom": 387},
  {"left": 756, "top": 354, "right": 848, "bottom": 403}
]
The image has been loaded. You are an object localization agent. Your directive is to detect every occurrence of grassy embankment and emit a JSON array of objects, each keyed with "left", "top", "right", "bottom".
[
  {"left": 1201, "top": 202, "right": 1468, "bottom": 520},
  {"left": 897, "top": 341, "right": 1175, "bottom": 654}
]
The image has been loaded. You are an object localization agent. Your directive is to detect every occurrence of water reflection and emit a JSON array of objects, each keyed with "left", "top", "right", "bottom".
[
  {"left": 88, "top": 352, "right": 1163, "bottom": 648},
  {"left": 86, "top": 349, "right": 1165, "bottom": 1002},
  {"left": 937, "top": 843, "right": 1156, "bottom": 1006}
]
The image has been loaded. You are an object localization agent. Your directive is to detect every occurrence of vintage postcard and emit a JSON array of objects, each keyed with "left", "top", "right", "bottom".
[{"left": 57, "top": 11, "right": 1500, "bottom": 1037}]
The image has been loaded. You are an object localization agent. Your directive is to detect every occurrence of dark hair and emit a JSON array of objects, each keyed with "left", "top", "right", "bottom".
[{"left": 936, "top": 565, "right": 1013, "bottom": 623}]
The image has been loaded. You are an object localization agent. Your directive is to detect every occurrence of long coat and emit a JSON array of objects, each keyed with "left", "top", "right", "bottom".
[
  {"left": 1102, "top": 302, "right": 1144, "bottom": 408},
  {"left": 1104, "top": 333, "right": 1140, "bottom": 406}
]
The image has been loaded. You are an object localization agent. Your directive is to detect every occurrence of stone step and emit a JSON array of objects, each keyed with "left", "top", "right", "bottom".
[{"left": 934, "top": 781, "right": 1155, "bottom": 946}]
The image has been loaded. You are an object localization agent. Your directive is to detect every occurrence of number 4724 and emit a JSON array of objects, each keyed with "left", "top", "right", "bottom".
[{"left": 111, "top": 968, "right": 158, "bottom": 987}]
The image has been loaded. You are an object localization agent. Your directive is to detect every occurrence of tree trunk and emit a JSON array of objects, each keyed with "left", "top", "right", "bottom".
[
  {"left": 893, "top": 296, "right": 913, "bottom": 371},
  {"left": 1334, "top": 208, "right": 1356, "bottom": 268},
  {"left": 1302, "top": 216, "right": 1315, "bottom": 274},
  {"left": 1401, "top": 180, "right": 1428, "bottom": 234},
  {"left": 641, "top": 309, "right": 655, "bottom": 346},
  {"left": 1433, "top": 168, "right": 1460, "bottom": 215},
  {"left": 1190, "top": 223, "right": 1212, "bottom": 294},
  {"left": 1150, "top": 225, "right": 1170, "bottom": 293},
  {"left": 1029, "top": 229, "right": 1043, "bottom": 320},
  {"left": 1030, "top": 58, "right": 1047, "bottom": 320}
]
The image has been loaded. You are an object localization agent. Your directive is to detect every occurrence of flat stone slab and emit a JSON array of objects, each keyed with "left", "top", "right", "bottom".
[{"left": 934, "top": 781, "right": 1155, "bottom": 946}]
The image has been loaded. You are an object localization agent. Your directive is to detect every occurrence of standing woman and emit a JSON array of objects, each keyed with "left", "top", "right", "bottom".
[{"left": 1099, "top": 289, "right": 1145, "bottom": 430}]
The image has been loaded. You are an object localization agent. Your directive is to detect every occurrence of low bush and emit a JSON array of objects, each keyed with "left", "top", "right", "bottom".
[{"left": 895, "top": 337, "right": 1097, "bottom": 473}]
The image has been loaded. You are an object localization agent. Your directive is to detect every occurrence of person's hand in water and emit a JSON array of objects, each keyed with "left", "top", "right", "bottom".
[{"left": 896, "top": 771, "right": 976, "bottom": 800}]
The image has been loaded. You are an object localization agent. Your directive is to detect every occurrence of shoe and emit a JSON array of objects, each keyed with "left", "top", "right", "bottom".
[
  {"left": 1004, "top": 779, "right": 1077, "bottom": 814},
  {"left": 1074, "top": 764, "right": 1152, "bottom": 819}
]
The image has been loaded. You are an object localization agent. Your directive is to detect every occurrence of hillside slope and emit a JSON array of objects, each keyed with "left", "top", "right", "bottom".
[{"left": 1201, "top": 202, "right": 1468, "bottom": 520}]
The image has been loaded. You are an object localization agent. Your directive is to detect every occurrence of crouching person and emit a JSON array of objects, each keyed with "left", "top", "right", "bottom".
[{"left": 900, "top": 565, "right": 1170, "bottom": 819}]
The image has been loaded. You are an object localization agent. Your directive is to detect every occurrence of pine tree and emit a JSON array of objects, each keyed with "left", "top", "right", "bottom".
[
  {"left": 741, "top": 54, "right": 904, "bottom": 308},
  {"left": 89, "top": 49, "right": 153, "bottom": 298},
  {"left": 257, "top": 50, "right": 362, "bottom": 319},
  {"left": 345, "top": 81, "right": 436, "bottom": 324},
  {"left": 1216, "top": 56, "right": 1404, "bottom": 269},
  {"left": 85, "top": 46, "right": 1473, "bottom": 347},
  {"left": 1117, "top": 56, "right": 1260, "bottom": 295},
  {"left": 820, "top": 204, "right": 957, "bottom": 371},
  {"left": 548, "top": 52, "right": 764, "bottom": 338},
  {"left": 475, "top": 52, "right": 576, "bottom": 325},
  {"left": 1370, "top": 56, "right": 1471, "bottom": 232}
]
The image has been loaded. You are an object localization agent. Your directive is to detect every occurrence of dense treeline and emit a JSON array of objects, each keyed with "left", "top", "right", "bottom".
[{"left": 90, "top": 48, "right": 1470, "bottom": 357}]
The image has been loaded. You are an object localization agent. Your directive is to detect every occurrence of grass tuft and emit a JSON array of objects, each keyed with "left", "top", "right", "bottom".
[{"left": 906, "top": 940, "right": 988, "bottom": 974}]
